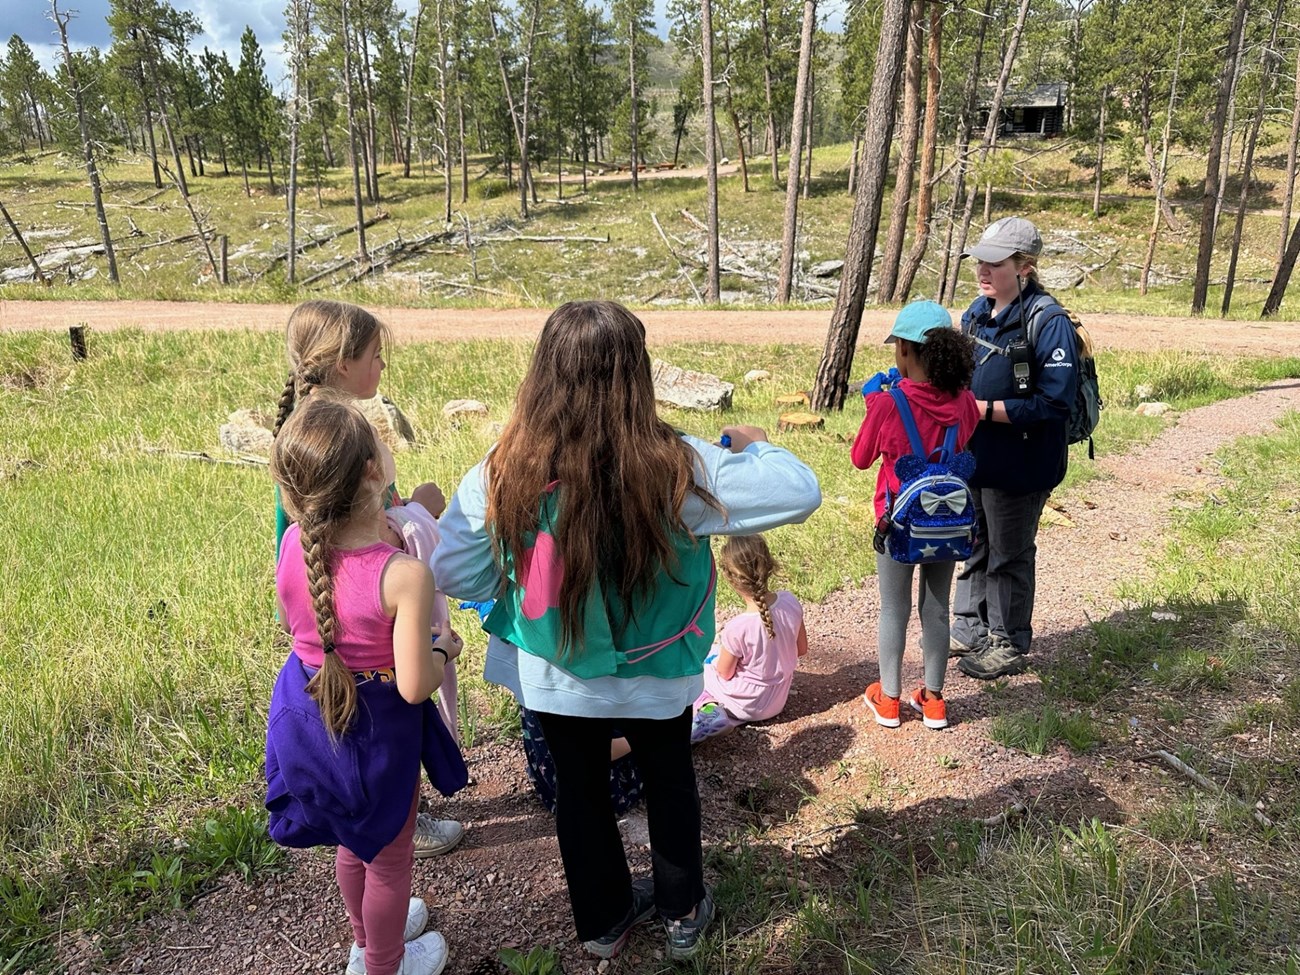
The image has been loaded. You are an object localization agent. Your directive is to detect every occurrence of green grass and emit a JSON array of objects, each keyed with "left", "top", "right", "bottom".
[
  {"left": 990, "top": 703, "right": 1099, "bottom": 754},
  {"left": 2, "top": 329, "right": 1300, "bottom": 969}
]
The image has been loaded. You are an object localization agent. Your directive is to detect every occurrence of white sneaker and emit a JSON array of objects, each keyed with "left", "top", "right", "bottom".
[
  {"left": 412, "top": 814, "right": 465, "bottom": 858},
  {"left": 397, "top": 932, "right": 449, "bottom": 975},
  {"left": 345, "top": 899, "right": 431, "bottom": 974}
]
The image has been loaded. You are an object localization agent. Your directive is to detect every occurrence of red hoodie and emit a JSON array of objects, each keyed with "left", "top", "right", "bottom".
[{"left": 851, "top": 378, "right": 981, "bottom": 520}]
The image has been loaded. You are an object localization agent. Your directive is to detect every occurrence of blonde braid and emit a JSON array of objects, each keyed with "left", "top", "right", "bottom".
[
  {"left": 749, "top": 570, "right": 777, "bottom": 640},
  {"left": 273, "top": 373, "right": 297, "bottom": 437},
  {"left": 300, "top": 522, "right": 357, "bottom": 737},
  {"left": 721, "top": 535, "right": 778, "bottom": 638}
]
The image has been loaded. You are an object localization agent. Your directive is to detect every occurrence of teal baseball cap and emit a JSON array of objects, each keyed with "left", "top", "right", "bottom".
[{"left": 884, "top": 300, "right": 953, "bottom": 345}]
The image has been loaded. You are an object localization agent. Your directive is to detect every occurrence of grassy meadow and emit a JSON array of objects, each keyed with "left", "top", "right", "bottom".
[
  {"left": 4, "top": 135, "right": 1300, "bottom": 319},
  {"left": 3, "top": 322, "right": 1300, "bottom": 972}
]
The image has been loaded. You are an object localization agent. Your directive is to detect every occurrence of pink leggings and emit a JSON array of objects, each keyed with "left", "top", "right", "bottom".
[{"left": 336, "top": 791, "right": 418, "bottom": 975}]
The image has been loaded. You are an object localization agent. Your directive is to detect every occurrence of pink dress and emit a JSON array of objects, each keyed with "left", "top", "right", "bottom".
[{"left": 702, "top": 591, "right": 804, "bottom": 722}]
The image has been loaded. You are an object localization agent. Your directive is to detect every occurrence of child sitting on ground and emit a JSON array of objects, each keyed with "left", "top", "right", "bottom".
[{"left": 692, "top": 535, "right": 809, "bottom": 742}]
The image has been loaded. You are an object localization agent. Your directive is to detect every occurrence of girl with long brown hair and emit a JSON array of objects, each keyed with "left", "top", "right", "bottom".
[
  {"left": 434, "top": 300, "right": 821, "bottom": 961},
  {"left": 267, "top": 396, "right": 466, "bottom": 975}
]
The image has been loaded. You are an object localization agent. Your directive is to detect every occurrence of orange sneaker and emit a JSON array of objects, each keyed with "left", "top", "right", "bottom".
[
  {"left": 908, "top": 687, "right": 949, "bottom": 730},
  {"left": 864, "top": 682, "right": 901, "bottom": 728}
]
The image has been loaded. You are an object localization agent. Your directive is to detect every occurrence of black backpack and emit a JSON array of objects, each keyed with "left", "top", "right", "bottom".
[{"left": 968, "top": 294, "right": 1103, "bottom": 458}]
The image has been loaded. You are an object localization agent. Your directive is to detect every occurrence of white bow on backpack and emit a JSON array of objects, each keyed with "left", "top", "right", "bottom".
[{"left": 919, "top": 489, "right": 968, "bottom": 516}]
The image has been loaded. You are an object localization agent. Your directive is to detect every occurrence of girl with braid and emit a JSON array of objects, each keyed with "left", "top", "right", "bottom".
[
  {"left": 272, "top": 300, "right": 446, "bottom": 557},
  {"left": 692, "top": 535, "right": 809, "bottom": 743},
  {"left": 272, "top": 300, "right": 463, "bottom": 858},
  {"left": 267, "top": 397, "right": 466, "bottom": 975}
]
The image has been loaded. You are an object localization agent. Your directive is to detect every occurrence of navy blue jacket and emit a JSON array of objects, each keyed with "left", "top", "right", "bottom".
[
  {"left": 265, "top": 654, "right": 468, "bottom": 863},
  {"left": 961, "top": 284, "right": 1079, "bottom": 494}
]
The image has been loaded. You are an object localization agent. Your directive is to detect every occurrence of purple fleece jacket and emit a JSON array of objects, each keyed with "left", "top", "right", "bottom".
[{"left": 265, "top": 654, "right": 468, "bottom": 863}]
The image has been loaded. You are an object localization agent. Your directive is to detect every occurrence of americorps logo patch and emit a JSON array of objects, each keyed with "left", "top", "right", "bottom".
[{"left": 1051, "top": 347, "right": 1066, "bottom": 361}]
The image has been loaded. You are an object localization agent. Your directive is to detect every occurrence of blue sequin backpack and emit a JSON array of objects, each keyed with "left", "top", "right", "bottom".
[{"left": 875, "top": 386, "right": 977, "bottom": 565}]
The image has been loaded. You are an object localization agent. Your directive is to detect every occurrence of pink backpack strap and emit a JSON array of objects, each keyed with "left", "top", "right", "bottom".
[{"left": 620, "top": 555, "right": 717, "bottom": 665}]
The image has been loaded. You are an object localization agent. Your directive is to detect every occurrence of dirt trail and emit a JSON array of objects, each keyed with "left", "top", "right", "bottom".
[
  {"left": 53, "top": 375, "right": 1300, "bottom": 975},
  {"left": 5, "top": 299, "right": 1300, "bottom": 355}
]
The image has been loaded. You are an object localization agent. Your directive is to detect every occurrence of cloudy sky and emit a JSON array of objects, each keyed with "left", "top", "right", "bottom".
[{"left": 3, "top": 0, "right": 844, "bottom": 94}]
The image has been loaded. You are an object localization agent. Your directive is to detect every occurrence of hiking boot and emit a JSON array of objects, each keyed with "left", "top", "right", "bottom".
[
  {"left": 957, "top": 636, "right": 1028, "bottom": 680},
  {"left": 949, "top": 634, "right": 987, "bottom": 657},
  {"left": 908, "top": 687, "right": 949, "bottom": 730},
  {"left": 346, "top": 899, "right": 431, "bottom": 974},
  {"left": 412, "top": 815, "right": 465, "bottom": 858},
  {"left": 581, "top": 877, "right": 656, "bottom": 959},
  {"left": 347, "top": 928, "right": 446, "bottom": 975},
  {"left": 863, "top": 682, "right": 901, "bottom": 728},
  {"left": 665, "top": 890, "right": 716, "bottom": 960}
]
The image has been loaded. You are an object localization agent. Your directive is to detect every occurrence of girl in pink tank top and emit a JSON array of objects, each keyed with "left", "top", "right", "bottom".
[{"left": 270, "top": 397, "right": 463, "bottom": 975}]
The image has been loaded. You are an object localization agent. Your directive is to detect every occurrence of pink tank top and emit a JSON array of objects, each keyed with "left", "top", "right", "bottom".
[{"left": 276, "top": 523, "right": 400, "bottom": 670}]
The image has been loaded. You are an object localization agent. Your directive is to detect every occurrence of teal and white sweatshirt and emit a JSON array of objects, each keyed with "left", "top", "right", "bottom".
[{"left": 432, "top": 435, "right": 822, "bottom": 720}]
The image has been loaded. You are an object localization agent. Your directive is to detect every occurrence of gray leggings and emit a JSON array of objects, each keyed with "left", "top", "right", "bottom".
[{"left": 875, "top": 553, "right": 955, "bottom": 698}]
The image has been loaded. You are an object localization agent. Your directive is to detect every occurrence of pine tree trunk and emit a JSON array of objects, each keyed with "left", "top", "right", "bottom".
[
  {"left": 51, "top": 0, "right": 118, "bottom": 283},
  {"left": 459, "top": 83, "right": 469, "bottom": 202},
  {"left": 358, "top": 15, "right": 381, "bottom": 202},
  {"left": 775, "top": 0, "right": 817, "bottom": 303},
  {"left": 402, "top": 0, "right": 425, "bottom": 179},
  {"left": 629, "top": 16, "right": 640, "bottom": 192},
  {"left": 1192, "top": 0, "right": 1251, "bottom": 313},
  {"left": 1213, "top": 38, "right": 1247, "bottom": 239},
  {"left": 435, "top": 0, "right": 452, "bottom": 222},
  {"left": 1278, "top": 25, "right": 1300, "bottom": 266},
  {"left": 760, "top": 0, "right": 780, "bottom": 187},
  {"left": 1093, "top": 88, "right": 1107, "bottom": 217},
  {"left": 810, "top": 0, "right": 910, "bottom": 410},
  {"left": 142, "top": 86, "right": 163, "bottom": 188},
  {"left": 1223, "top": 0, "right": 1284, "bottom": 314},
  {"left": 722, "top": 32, "right": 750, "bottom": 192},
  {"left": 701, "top": 0, "right": 721, "bottom": 301},
  {"left": 943, "top": 0, "right": 1030, "bottom": 306},
  {"left": 803, "top": 65, "right": 814, "bottom": 198},
  {"left": 935, "top": 0, "right": 991, "bottom": 301},
  {"left": 340, "top": 0, "right": 370, "bottom": 262},
  {"left": 877, "top": 0, "right": 924, "bottom": 305},
  {"left": 847, "top": 130, "right": 861, "bottom": 196},
  {"left": 895, "top": 0, "right": 943, "bottom": 302},
  {"left": 1141, "top": 11, "right": 1184, "bottom": 296}
]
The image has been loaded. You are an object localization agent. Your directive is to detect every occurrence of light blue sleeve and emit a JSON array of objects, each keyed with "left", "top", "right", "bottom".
[
  {"left": 679, "top": 434, "right": 822, "bottom": 535},
  {"left": 430, "top": 460, "right": 502, "bottom": 602}
]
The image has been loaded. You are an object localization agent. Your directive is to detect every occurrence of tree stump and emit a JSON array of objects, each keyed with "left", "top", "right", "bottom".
[
  {"left": 778, "top": 411, "right": 824, "bottom": 432},
  {"left": 776, "top": 392, "right": 810, "bottom": 407}
]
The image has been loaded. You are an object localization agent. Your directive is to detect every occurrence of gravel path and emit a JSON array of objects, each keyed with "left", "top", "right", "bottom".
[
  {"left": 5, "top": 300, "right": 1300, "bottom": 355},
  {"left": 51, "top": 376, "right": 1300, "bottom": 975}
]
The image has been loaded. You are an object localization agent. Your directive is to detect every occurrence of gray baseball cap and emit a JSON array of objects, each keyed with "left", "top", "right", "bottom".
[{"left": 962, "top": 216, "right": 1042, "bottom": 262}]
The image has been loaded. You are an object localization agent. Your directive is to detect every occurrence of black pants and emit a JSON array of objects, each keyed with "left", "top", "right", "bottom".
[{"left": 534, "top": 707, "right": 705, "bottom": 940}]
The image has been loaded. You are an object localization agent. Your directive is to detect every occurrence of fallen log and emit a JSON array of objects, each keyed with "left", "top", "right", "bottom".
[{"left": 254, "top": 211, "right": 392, "bottom": 278}]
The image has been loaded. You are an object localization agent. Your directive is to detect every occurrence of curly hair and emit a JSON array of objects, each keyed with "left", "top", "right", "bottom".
[{"left": 906, "top": 328, "right": 976, "bottom": 397}]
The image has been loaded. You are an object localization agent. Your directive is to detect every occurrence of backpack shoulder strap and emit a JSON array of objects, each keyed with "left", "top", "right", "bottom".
[
  {"left": 887, "top": 386, "right": 927, "bottom": 457},
  {"left": 1024, "top": 293, "right": 1066, "bottom": 348}
]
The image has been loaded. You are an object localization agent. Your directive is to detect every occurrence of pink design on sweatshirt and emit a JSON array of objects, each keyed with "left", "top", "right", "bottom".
[{"left": 519, "top": 532, "right": 563, "bottom": 620}]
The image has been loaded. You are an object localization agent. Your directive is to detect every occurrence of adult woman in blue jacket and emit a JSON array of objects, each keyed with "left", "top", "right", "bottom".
[
  {"left": 950, "top": 217, "right": 1079, "bottom": 680},
  {"left": 433, "top": 301, "right": 821, "bottom": 961}
]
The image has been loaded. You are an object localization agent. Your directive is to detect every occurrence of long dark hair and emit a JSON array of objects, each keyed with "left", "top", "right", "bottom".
[{"left": 485, "top": 301, "right": 722, "bottom": 655}]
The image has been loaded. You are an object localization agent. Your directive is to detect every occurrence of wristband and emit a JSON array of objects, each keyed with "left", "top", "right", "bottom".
[
  {"left": 985, "top": 401, "right": 994, "bottom": 422},
  {"left": 432, "top": 646, "right": 449, "bottom": 663}
]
